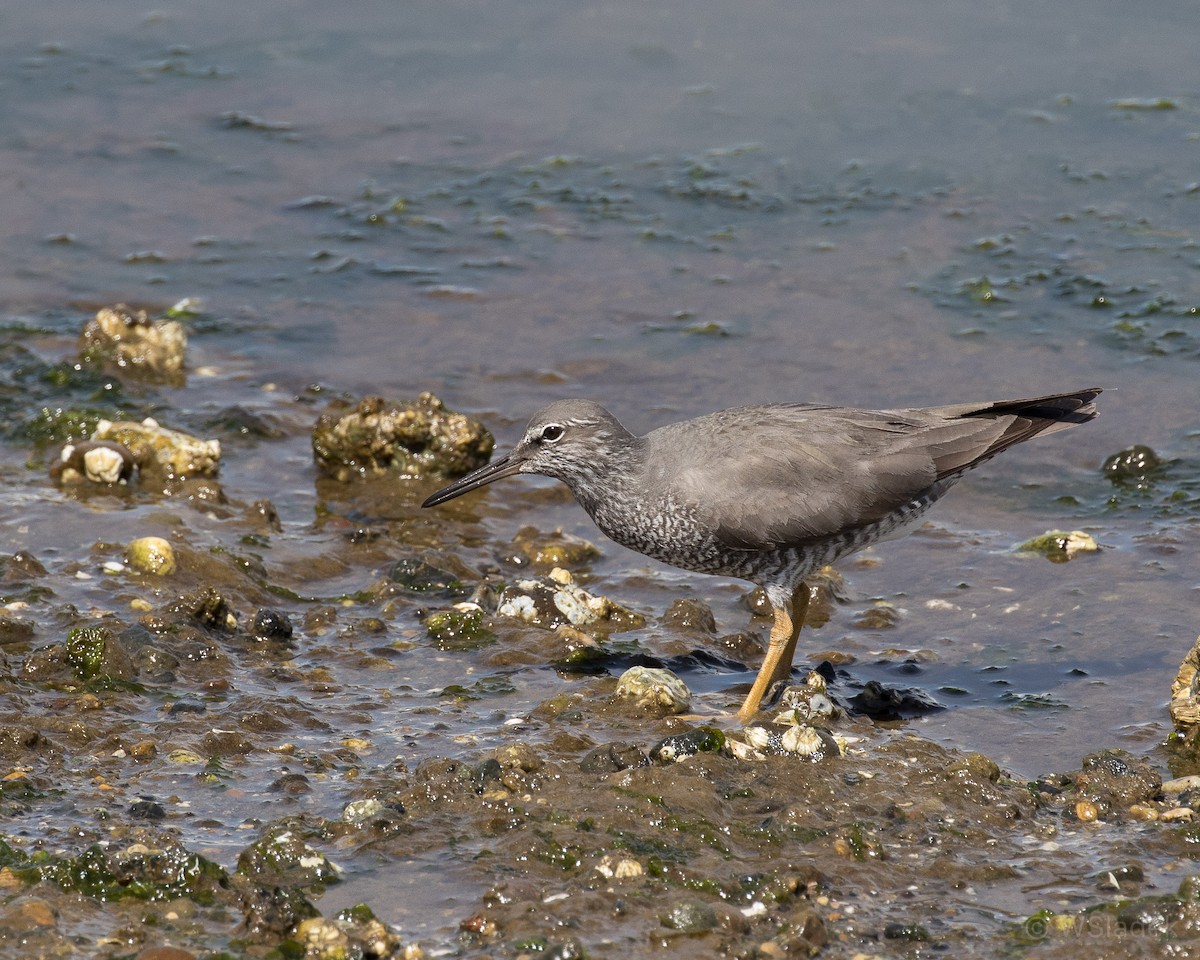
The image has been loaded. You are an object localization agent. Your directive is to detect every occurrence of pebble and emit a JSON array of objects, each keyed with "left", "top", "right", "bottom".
[
  {"left": 127, "top": 537, "right": 177, "bottom": 576},
  {"left": 1074, "top": 799, "right": 1100, "bottom": 822}
]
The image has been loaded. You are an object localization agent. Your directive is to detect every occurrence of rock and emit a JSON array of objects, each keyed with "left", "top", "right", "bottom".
[
  {"left": 496, "top": 568, "right": 642, "bottom": 631},
  {"left": 0, "top": 614, "right": 36, "bottom": 646},
  {"left": 1171, "top": 635, "right": 1200, "bottom": 727},
  {"left": 660, "top": 597, "right": 717, "bottom": 634},
  {"left": 135, "top": 947, "right": 198, "bottom": 960},
  {"left": 425, "top": 603, "right": 494, "bottom": 650},
  {"left": 311, "top": 391, "right": 493, "bottom": 480},
  {"left": 595, "top": 854, "right": 644, "bottom": 879},
  {"left": 660, "top": 898, "right": 718, "bottom": 932},
  {"left": 167, "top": 587, "right": 237, "bottom": 631},
  {"left": 250, "top": 608, "right": 294, "bottom": 643},
  {"left": 613, "top": 666, "right": 691, "bottom": 713},
  {"left": 93, "top": 418, "right": 220, "bottom": 482},
  {"left": 78, "top": 304, "right": 187, "bottom": 383},
  {"left": 65, "top": 626, "right": 138, "bottom": 681},
  {"left": 650, "top": 726, "right": 726, "bottom": 763},
  {"left": 1074, "top": 749, "right": 1162, "bottom": 808},
  {"left": 236, "top": 827, "right": 341, "bottom": 887},
  {"left": 50, "top": 440, "right": 137, "bottom": 485},
  {"left": 508, "top": 526, "right": 600, "bottom": 569},
  {"left": 1103, "top": 445, "right": 1168, "bottom": 487},
  {"left": 578, "top": 742, "right": 649, "bottom": 773},
  {"left": 0, "top": 896, "right": 57, "bottom": 931},
  {"left": 1017, "top": 530, "right": 1099, "bottom": 562},
  {"left": 127, "top": 537, "right": 177, "bottom": 576},
  {"left": 742, "top": 722, "right": 841, "bottom": 762}
]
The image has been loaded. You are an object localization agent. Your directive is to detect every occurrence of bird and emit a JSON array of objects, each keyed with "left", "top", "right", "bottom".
[{"left": 422, "top": 388, "right": 1101, "bottom": 724}]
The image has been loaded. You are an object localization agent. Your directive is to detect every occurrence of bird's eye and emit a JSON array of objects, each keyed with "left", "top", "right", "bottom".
[{"left": 540, "top": 424, "right": 565, "bottom": 443}]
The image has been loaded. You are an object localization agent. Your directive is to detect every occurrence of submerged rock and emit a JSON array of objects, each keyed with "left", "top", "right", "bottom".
[
  {"left": 1103, "top": 444, "right": 1169, "bottom": 487},
  {"left": 1017, "top": 529, "right": 1099, "bottom": 563},
  {"left": 311, "top": 391, "right": 493, "bottom": 481},
  {"left": 78, "top": 304, "right": 187, "bottom": 383}
]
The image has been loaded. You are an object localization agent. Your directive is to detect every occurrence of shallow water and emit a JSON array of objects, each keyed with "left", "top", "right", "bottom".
[{"left": 1, "top": 0, "right": 1198, "bottom": 955}]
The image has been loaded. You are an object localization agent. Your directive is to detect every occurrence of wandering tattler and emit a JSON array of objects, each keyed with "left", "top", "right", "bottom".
[{"left": 423, "top": 388, "right": 1101, "bottom": 723}]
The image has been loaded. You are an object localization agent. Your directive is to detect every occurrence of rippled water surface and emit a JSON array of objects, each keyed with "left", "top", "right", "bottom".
[{"left": 1, "top": 0, "right": 1198, "bottom": 955}]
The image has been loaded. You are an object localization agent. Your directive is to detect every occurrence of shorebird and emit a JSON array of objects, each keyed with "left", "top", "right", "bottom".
[{"left": 423, "top": 389, "right": 1100, "bottom": 723}]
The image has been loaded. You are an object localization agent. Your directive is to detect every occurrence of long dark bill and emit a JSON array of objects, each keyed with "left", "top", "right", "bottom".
[{"left": 421, "top": 453, "right": 522, "bottom": 507}]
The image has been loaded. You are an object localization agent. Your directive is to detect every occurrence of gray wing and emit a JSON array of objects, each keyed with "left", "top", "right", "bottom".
[{"left": 655, "top": 404, "right": 1013, "bottom": 551}]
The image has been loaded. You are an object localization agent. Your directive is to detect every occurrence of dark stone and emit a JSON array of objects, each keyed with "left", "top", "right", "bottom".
[
  {"left": 129, "top": 799, "right": 166, "bottom": 821},
  {"left": 251, "top": 608, "right": 294, "bottom": 643},
  {"left": 579, "top": 742, "right": 650, "bottom": 773}
]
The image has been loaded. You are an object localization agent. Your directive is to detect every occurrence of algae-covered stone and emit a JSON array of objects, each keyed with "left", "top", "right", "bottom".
[
  {"left": 509, "top": 526, "right": 601, "bottom": 569},
  {"left": 126, "top": 537, "right": 176, "bottom": 576},
  {"left": 93, "top": 418, "right": 220, "bottom": 482},
  {"left": 64, "top": 626, "right": 137, "bottom": 681},
  {"left": 33, "top": 840, "right": 228, "bottom": 903},
  {"left": 78, "top": 304, "right": 187, "bottom": 383},
  {"left": 236, "top": 826, "right": 341, "bottom": 887},
  {"left": 425, "top": 603, "right": 494, "bottom": 649},
  {"left": 613, "top": 666, "right": 691, "bottom": 713},
  {"left": 650, "top": 726, "right": 726, "bottom": 763},
  {"left": 1103, "top": 444, "right": 1168, "bottom": 487},
  {"left": 312, "top": 391, "right": 493, "bottom": 481},
  {"left": 1017, "top": 530, "right": 1098, "bottom": 563}
]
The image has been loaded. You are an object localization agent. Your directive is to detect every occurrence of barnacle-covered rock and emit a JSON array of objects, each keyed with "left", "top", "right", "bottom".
[
  {"left": 78, "top": 304, "right": 187, "bottom": 383},
  {"left": 775, "top": 670, "right": 840, "bottom": 723},
  {"left": 650, "top": 726, "right": 726, "bottom": 763},
  {"left": 312, "top": 392, "right": 493, "bottom": 481},
  {"left": 613, "top": 666, "right": 691, "bottom": 713},
  {"left": 497, "top": 567, "right": 643, "bottom": 631},
  {"left": 92, "top": 418, "right": 220, "bottom": 482},
  {"left": 742, "top": 722, "right": 841, "bottom": 762},
  {"left": 50, "top": 440, "right": 136, "bottom": 485},
  {"left": 1170, "top": 634, "right": 1200, "bottom": 727}
]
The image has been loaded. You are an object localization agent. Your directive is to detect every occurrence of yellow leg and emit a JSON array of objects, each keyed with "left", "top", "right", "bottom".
[{"left": 736, "top": 583, "right": 810, "bottom": 724}]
